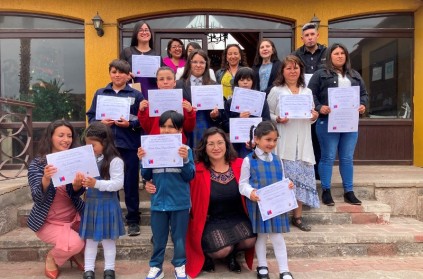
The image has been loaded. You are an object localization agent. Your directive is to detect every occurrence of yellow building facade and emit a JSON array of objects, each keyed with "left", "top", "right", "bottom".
[{"left": 1, "top": 0, "right": 422, "bottom": 165}]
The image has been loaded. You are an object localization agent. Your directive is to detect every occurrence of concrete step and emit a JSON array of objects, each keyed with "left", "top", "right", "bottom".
[
  {"left": 2, "top": 217, "right": 422, "bottom": 262},
  {"left": 17, "top": 199, "right": 391, "bottom": 228}
]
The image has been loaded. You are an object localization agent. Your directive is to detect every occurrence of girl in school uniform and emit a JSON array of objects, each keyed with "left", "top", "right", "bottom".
[
  {"left": 239, "top": 121, "right": 295, "bottom": 279},
  {"left": 78, "top": 121, "right": 126, "bottom": 279}
]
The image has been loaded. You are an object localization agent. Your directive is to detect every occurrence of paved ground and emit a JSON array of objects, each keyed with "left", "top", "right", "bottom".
[{"left": 0, "top": 256, "right": 422, "bottom": 279}]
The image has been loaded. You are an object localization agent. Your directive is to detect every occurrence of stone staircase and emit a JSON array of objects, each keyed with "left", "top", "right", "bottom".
[{"left": 1, "top": 166, "right": 423, "bottom": 263}]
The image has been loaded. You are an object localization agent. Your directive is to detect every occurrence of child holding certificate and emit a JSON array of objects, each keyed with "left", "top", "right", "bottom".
[
  {"left": 138, "top": 110, "right": 195, "bottom": 279},
  {"left": 222, "top": 67, "right": 271, "bottom": 157},
  {"left": 77, "top": 122, "right": 125, "bottom": 279},
  {"left": 239, "top": 121, "right": 295, "bottom": 279},
  {"left": 138, "top": 66, "right": 196, "bottom": 144}
]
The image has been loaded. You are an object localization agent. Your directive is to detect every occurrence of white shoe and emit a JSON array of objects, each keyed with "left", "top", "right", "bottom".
[
  {"left": 146, "top": 267, "right": 164, "bottom": 279},
  {"left": 174, "top": 265, "right": 188, "bottom": 279}
]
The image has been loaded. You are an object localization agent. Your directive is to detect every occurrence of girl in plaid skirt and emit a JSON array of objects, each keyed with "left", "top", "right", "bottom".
[
  {"left": 78, "top": 122, "right": 126, "bottom": 279},
  {"left": 239, "top": 121, "right": 295, "bottom": 279}
]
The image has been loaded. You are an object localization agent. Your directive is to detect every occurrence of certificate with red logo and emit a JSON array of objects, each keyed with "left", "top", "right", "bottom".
[
  {"left": 140, "top": 134, "right": 183, "bottom": 168},
  {"left": 257, "top": 178, "right": 298, "bottom": 221}
]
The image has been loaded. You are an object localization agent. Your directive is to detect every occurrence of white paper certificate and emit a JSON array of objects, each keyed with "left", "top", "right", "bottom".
[
  {"left": 46, "top": 145, "right": 100, "bottom": 187},
  {"left": 132, "top": 55, "right": 161, "bottom": 78},
  {"left": 95, "top": 95, "right": 131, "bottom": 120},
  {"left": 148, "top": 89, "right": 183, "bottom": 116},
  {"left": 279, "top": 94, "right": 313, "bottom": 119},
  {"left": 230, "top": 87, "right": 266, "bottom": 117},
  {"left": 328, "top": 86, "right": 360, "bottom": 110},
  {"left": 328, "top": 86, "right": 360, "bottom": 133},
  {"left": 229, "top": 117, "right": 262, "bottom": 143},
  {"left": 257, "top": 178, "right": 298, "bottom": 221},
  {"left": 191, "top": 85, "right": 224, "bottom": 110},
  {"left": 141, "top": 134, "right": 183, "bottom": 168}
]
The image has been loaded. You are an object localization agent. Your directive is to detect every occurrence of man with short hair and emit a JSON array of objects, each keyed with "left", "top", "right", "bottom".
[{"left": 293, "top": 23, "right": 327, "bottom": 181}]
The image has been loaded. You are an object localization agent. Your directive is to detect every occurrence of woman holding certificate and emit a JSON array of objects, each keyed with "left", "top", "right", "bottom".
[
  {"left": 120, "top": 20, "right": 158, "bottom": 99},
  {"left": 308, "top": 43, "right": 368, "bottom": 206},
  {"left": 176, "top": 49, "right": 224, "bottom": 149},
  {"left": 185, "top": 127, "right": 256, "bottom": 278},
  {"left": 27, "top": 120, "right": 85, "bottom": 279},
  {"left": 267, "top": 55, "right": 320, "bottom": 231}
]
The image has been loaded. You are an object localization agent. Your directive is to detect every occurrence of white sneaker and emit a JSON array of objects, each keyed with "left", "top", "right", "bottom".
[
  {"left": 146, "top": 267, "right": 164, "bottom": 279},
  {"left": 174, "top": 265, "right": 188, "bottom": 279}
]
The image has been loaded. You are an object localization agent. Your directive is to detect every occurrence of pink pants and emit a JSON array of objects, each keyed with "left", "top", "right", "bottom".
[{"left": 36, "top": 221, "right": 85, "bottom": 266}]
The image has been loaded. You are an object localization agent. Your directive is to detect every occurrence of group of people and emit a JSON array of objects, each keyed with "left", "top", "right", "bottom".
[{"left": 27, "top": 20, "right": 368, "bottom": 279}]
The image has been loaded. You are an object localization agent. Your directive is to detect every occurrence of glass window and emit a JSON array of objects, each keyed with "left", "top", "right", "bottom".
[
  {"left": 329, "top": 14, "right": 413, "bottom": 119},
  {"left": 0, "top": 15, "right": 83, "bottom": 29},
  {"left": 0, "top": 14, "right": 85, "bottom": 121},
  {"left": 329, "top": 14, "right": 413, "bottom": 29},
  {"left": 124, "top": 15, "right": 207, "bottom": 29},
  {"left": 210, "top": 15, "right": 291, "bottom": 29}
]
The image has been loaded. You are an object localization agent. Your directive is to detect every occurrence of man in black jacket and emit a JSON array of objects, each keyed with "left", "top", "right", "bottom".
[{"left": 292, "top": 23, "right": 327, "bottom": 180}]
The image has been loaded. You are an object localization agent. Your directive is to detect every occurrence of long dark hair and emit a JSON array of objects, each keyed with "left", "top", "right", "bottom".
[
  {"left": 37, "top": 119, "right": 80, "bottom": 160},
  {"left": 249, "top": 121, "right": 278, "bottom": 159},
  {"left": 273, "top": 55, "right": 305, "bottom": 87},
  {"left": 181, "top": 49, "right": 213, "bottom": 85},
  {"left": 324, "top": 43, "right": 352, "bottom": 77},
  {"left": 195, "top": 127, "right": 237, "bottom": 169},
  {"left": 233, "top": 67, "right": 257, "bottom": 90},
  {"left": 83, "top": 122, "right": 121, "bottom": 180},
  {"left": 253, "top": 39, "right": 279, "bottom": 66},
  {"left": 220, "top": 44, "right": 248, "bottom": 69},
  {"left": 130, "top": 20, "right": 154, "bottom": 49}
]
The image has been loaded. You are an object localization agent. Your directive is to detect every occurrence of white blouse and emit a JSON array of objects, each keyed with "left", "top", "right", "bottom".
[{"left": 267, "top": 85, "right": 316, "bottom": 165}]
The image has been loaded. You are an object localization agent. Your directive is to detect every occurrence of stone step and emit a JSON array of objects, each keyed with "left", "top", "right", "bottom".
[
  {"left": 17, "top": 199, "right": 391, "bottom": 228},
  {"left": 1, "top": 217, "right": 422, "bottom": 262}
]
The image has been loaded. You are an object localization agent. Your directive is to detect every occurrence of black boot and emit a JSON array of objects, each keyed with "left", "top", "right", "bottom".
[
  {"left": 344, "top": 191, "right": 362, "bottom": 205},
  {"left": 322, "top": 189, "right": 335, "bottom": 206},
  {"left": 103, "top": 270, "right": 115, "bottom": 279},
  {"left": 227, "top": 251, "right": 241, "bottom": 273},
  {"left": 202, "top": 255, "right": 215, "bottom": 272},
  {"left": 83, "top": 271, "right": 95, "bottom": 279}
]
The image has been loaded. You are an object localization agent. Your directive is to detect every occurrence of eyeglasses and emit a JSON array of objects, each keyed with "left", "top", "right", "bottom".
[
  {"left": 171, "top": 45, "right": 183, "bottom": 50},
  {"left": 138, "top": 29, "right": 150, "bottom": 33},
  {"left": 191, "top": 60, "right": 206, "bottom": 66},
  {"left": 207, "top": 141, "right": 225, "bottom": 148}
]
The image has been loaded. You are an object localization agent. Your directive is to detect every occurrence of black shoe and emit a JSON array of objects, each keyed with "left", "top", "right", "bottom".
[
  {"left": 344, "top": 191, "right": 362, "bottom": 205},
  {"left": 227, "top": 252, "right": 241, "bottom": 273},
  {"left": 257, "top": 266, "right": 270, "bottom": 279},
  {"left": 127, "top": 223, "right": 140, "bottom": 236},
  {"left": 103, "top": 270, "right": 115, "bottom": 279},
  {"left": 291, "top": 217, "right": 311, "bottom": 231},
  {"left": 322, "top": 189, "right": 335, "bottom": 206},
  {"left": 83, "top": 271, "right": 95, "bottom": 279},
  {"left": 202, "top": 255, "right": 215, "bottom": 272},
  {"left": 280, "top": 271, "right": 294, "bottom": 279}
]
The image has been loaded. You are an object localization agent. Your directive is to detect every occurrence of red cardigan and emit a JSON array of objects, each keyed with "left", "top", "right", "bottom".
[
  {"left": 137, "top": 100, "right": 196, "bottom": 144},
  {"left": 186, "top": 158, "right": 255, "bottom": 278}
]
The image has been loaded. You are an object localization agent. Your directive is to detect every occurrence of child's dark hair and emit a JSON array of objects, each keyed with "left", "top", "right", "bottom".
[
  {"left": 37, "top": 119, "right": 80, "bottom": 161},
  {"left": 109, "top": 59, "right": 131, "bottom": 74},
  {"left": 156, "top": 66, "right": 175, "bottom": 78},
  {"left": 249, "top": 121, "right": 279, "bottom": 159},
  {"left": 233, "top": 67, "right": 257, "bottom": 90},
  {"left": 83, "top": 122, "right": 121, "bottom": 180},
  {"left": 159, "top": 110, "right": 184, "bottom": 130}
]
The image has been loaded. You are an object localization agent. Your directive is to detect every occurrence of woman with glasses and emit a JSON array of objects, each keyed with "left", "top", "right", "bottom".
[
  {"left": 176, "top": 49, "right": 225, "bottom": 149},
  {"left": 120, "top": 20, "right": 158, "bottom": 100},
  {"left": 163, "top": 38, "right": 187, "bottom": 73},
  {"left": 215, "top": 44, "right": 249, "bottom": 99},
  {"left": 176, "top": 42, "right": 217, "bottom": 81},
  {"left": 185, "top": 127, "right": 256, "bottom": 278}
]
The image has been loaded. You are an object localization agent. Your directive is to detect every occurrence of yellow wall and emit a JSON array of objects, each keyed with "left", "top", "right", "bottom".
[
  {"left": 414, "top": 6, "right": 423, "bottom": 166},
  {"left": 1, "top": 0, "right": 422, "bottom": 164}
]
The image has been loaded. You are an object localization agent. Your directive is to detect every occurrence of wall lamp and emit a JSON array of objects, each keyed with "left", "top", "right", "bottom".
[
  {"left": 92, "top": 12, "right": 104, "bottom": 37},
  {"left": 310, "top": 14, "right": 321, "bottom": 29}
]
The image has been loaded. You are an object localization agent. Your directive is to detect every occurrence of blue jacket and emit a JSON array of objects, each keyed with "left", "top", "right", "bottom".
[
  {"left": 86, "top": 83, "right": 144, "bottom": 149},
  {"left": 308, "top": 68, "right": 369, "bottom": 118},
  {"left": 27, "top": 157, "right": 85, "bottom": 232},
  {"left": 141, "top": 146, "right": 195, "bottom": 211}
]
